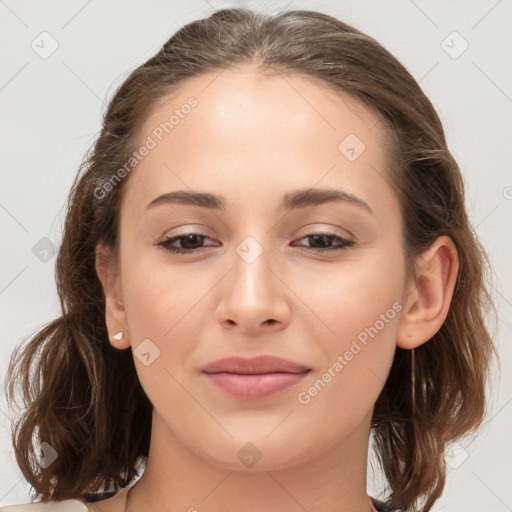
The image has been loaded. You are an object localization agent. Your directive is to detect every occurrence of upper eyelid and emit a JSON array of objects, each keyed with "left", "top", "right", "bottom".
[
  {"left": 160, "top": 230, "right": 353, "bottom": 245},
  {"left": 160, "top": 222, "right": 354, "bottom": 239}
]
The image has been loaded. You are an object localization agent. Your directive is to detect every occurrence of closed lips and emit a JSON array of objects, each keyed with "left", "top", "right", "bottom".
[
  {"left": 201, "top": 355, "right": 311, "bottom": 375},
  {"left": 201, "top": 355, "right": 311, "bottom": 400}
]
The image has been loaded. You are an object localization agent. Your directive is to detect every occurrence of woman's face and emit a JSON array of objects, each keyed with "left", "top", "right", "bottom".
[{"left": 111, "top": 66, "right": 410, "bottom": 470}]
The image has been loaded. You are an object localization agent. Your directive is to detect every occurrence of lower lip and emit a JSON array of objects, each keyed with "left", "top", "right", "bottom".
[{"left": 203, "top": 371, "right": 310, "bottom": 400}]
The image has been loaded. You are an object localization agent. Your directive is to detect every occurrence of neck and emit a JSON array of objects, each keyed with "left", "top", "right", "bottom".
[{"left": 124, "top": 409, "right": 376, "bottom": 512}]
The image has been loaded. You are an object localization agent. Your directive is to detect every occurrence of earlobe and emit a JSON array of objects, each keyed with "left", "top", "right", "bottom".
[
  {"left": 95, "top": 241, "right": 131, "bottom": 350},
  {"left": 397, "top": 236, "right": 459, "bottom": 350}
]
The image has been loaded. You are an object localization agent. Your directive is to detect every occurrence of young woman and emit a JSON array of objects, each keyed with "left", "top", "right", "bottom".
[{"left": 2, "top": 7, "right": 496, "bottom": 512}]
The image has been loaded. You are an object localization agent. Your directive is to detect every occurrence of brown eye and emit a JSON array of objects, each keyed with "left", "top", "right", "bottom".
[
  {"left": 156, "top": 231, "right": 355, "bottom": 256},
  {"left": 157, "top": 232, "right": 214, "bottom": 254},
  {"left": 293, "top": 232, "right": 355, "bottom": 252}
]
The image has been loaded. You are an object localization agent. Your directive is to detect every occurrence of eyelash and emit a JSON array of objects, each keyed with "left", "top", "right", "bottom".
[{"left": 157, "top": 231, "right": 355, "bottom": 255}]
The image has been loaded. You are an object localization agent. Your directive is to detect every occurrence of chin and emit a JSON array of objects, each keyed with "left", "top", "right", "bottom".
[{"left": 189, "top": 433, "right": 318, "bottom": 473}]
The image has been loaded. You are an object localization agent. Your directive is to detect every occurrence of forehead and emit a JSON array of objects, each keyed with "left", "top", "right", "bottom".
[
  {"left": 122, "top": 66, "right": 395, "bottom": 215},
  {"left": 141, "top": 65, "right": 386, "bottom": 149}
]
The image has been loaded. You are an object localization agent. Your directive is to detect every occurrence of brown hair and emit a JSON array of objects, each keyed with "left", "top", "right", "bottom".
[{"left": 4, "top": 8, "right": 497, "bottom": 511}]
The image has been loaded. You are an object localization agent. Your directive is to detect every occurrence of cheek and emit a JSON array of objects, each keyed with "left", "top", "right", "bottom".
[
  {"left": 295, "top": 268, "right": 402, "bottom": 434},
  {"left": 119, "top": 249, "right": 218, "bottom": 398},
  {"left": 120, "top": 245, "right": 210, "bottom": 340},
  {"left": 119, "top": 255, "right": 205, "bottom": 405},
  {"left": 296, "top": 245, "right": 404, "bottom": 396},
  {"left": 298, "top": 244, "right": 405, "bottom": 341}
]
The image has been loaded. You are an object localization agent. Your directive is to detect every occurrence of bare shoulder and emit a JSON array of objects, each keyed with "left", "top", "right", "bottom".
[
  {"left": 0, "top": 486, "right": 130, "bottom": 512},
  {"left": 0, "top": 500, "right": 89, "bottom": 511},
  {"left": 0, "top": 482, "right": 134, "bottom": 512}
]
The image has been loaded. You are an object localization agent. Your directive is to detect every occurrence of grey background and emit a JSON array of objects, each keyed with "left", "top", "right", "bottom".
[{"left": 1, "top": 0, "right": 511, "bottom": 510}]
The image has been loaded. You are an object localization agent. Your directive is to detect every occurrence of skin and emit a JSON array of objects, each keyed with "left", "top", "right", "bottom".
[{"left": 94, "top": 65, "right": 459, "bottom": 512}]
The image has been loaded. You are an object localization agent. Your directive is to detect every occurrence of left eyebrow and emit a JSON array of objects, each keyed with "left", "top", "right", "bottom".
[{"left": 144, "top": 188, "right": 373, "bottom": 215}]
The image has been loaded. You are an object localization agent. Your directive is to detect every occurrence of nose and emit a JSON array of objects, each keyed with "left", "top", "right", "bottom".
[{"left": 214, "top": 235, "right": 291, "bottom": 334}]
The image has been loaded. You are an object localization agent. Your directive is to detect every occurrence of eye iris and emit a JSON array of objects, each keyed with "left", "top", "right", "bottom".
[
  {"left": 181, "top": 234, "right": 204, "bottom": 249},
  {"left": 309, "top": 234, "right": 334, "bottom": 248}
]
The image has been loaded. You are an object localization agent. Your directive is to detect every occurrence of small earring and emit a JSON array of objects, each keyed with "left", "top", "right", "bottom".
[{"left": 112, "top": 331, "right": 124, "bottom": 341}]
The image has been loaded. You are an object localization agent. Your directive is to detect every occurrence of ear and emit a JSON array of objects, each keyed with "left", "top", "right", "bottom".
[
  {"left": 397, "top": 235, "right": 459, "bottom": 349},
  {"left": 95, "top": 241, "right": 130, "bottom": 350}
]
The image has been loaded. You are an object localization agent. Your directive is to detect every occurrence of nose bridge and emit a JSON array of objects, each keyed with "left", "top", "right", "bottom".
[
  {"left": 231, "top": 233, "right": 276, "bottom": 301},
  {"left": 215, "top": 230, "right": 288, "bottom": 330}
]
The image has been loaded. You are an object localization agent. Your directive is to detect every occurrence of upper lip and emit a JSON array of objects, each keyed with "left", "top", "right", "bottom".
[{"left": 202, "top": 355, "right": 310, "bottom": 375}]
